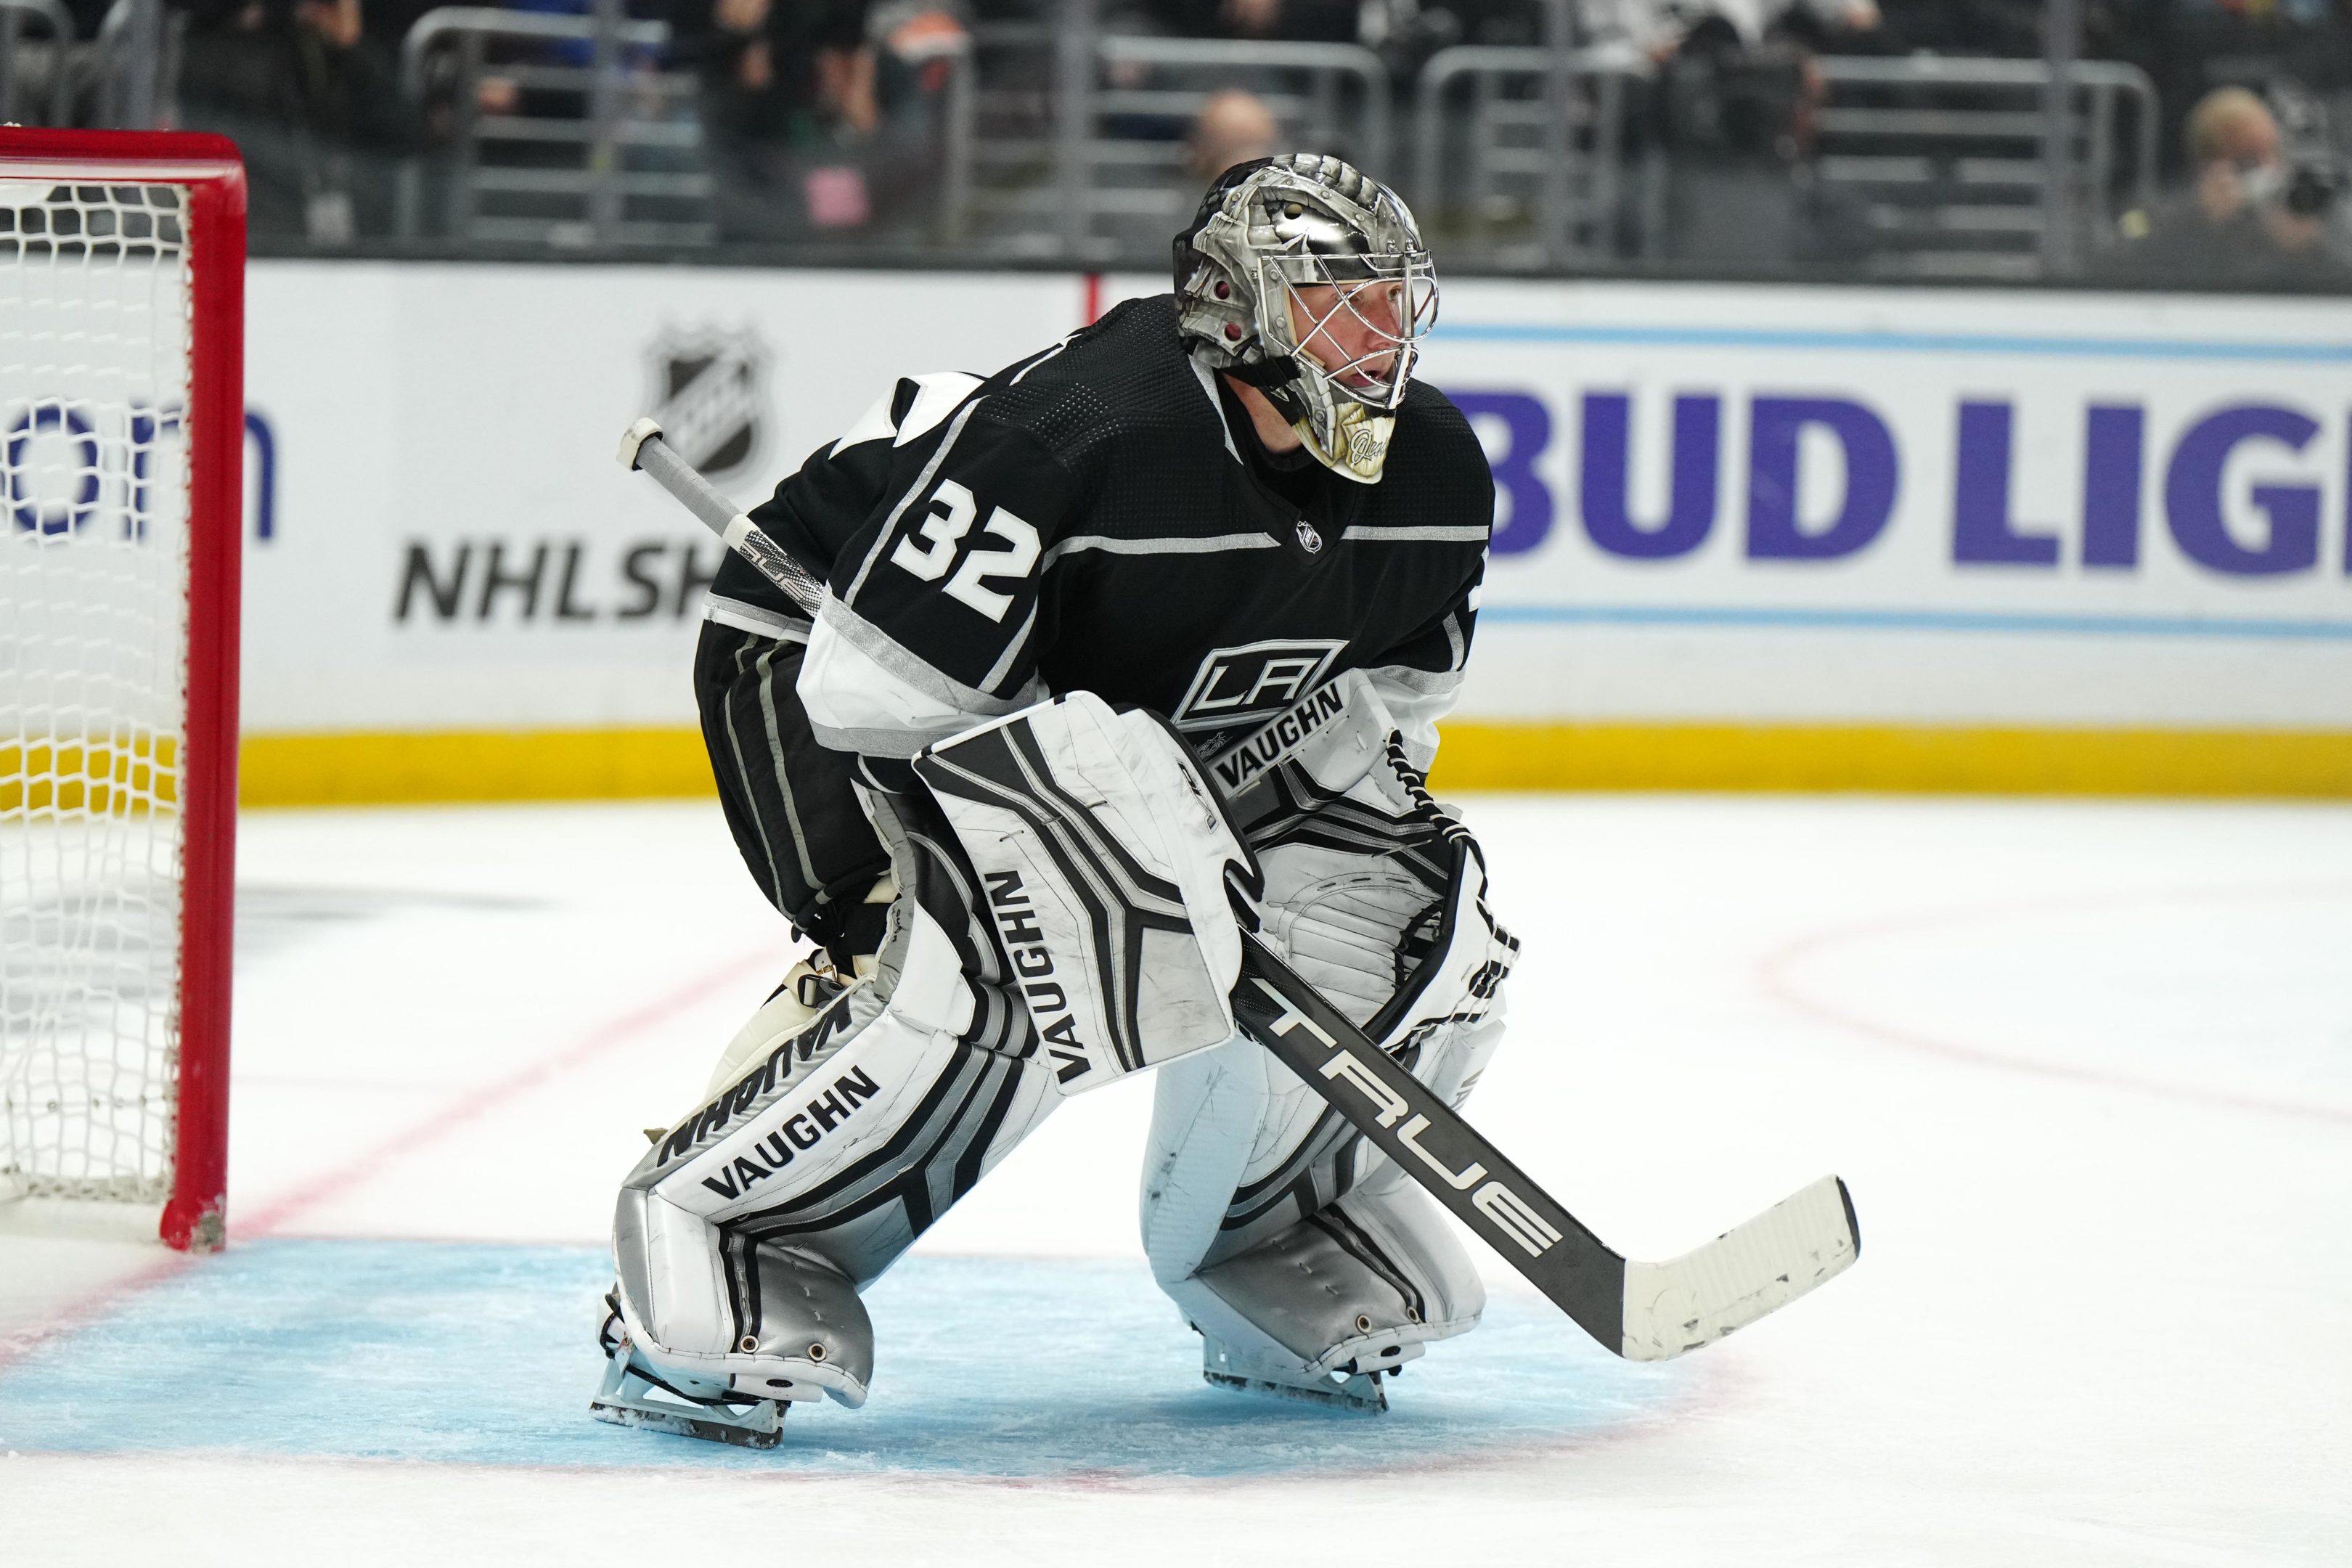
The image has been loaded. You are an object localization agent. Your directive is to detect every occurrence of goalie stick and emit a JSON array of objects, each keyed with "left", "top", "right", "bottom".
[
  {"left": 1230, "top": 941, "right": 1856, "bottom": 1359},
  {"left": 618, "top": 415, "right": 1861, "bottom": 1364}
]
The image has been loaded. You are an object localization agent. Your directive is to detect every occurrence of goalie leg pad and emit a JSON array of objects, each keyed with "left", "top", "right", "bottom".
[
  {"left": 610, "top": 884, "right": 1059, "bottom": 1411},
  {"left": 698, "top": 957, "right": 857, "bottom": 1101},
  {"left": 1142, "top": 685, "right": 1516, "bottom": 1386},
  {"left": 604, "top": 1236, "right": 874, "bottom": 1408},
  {"left": 1141, "top": 1008, "right": 1503, "bottom": 1389},
  {"left": 1189, "top": 1182, "right": 1479, "bottom": 1373}
]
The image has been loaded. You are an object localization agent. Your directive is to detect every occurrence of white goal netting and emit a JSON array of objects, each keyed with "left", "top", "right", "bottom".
[{"left": 0, "top": 180, "right": 197, "bottom": 1204}]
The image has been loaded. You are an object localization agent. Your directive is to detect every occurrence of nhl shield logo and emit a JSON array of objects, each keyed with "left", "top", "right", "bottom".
[{"left": 646, "top": 326, "right": 770, "bottom": 478}]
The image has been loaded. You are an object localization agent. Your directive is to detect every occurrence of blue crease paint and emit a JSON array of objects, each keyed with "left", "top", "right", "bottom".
[{"left": 0, "top": 1241, "right": 1680, "bottom": 1478}]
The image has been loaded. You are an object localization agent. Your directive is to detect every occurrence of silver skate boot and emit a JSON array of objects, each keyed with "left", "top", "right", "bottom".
[
  {"left": 589, "top": 1243, "right": 873, "bottom": 1447},
  {"left": 1189, "top": 1185, "right": 1478, "bottom": 1413}
]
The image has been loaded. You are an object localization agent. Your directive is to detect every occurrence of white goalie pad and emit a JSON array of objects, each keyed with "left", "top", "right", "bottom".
[
  {"left": 1140, "top": 672, "right": 1519, "bottom": 1376},
  {"left": 612, "top": 890, "right": 1063, "bottom": 1392},
  {"left": 912, "top": 691, "right": 1257, "bottom": 1095}
]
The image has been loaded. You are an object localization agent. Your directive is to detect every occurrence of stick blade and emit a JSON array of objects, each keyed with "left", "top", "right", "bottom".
[{"left": 1619, "top": 1175, "right": 1860, "bottom": 1362}]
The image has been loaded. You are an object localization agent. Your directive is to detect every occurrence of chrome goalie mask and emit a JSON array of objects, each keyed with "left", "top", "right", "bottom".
[{"left": 1174, "top": 154, "right": 1438, "bottom": 483}]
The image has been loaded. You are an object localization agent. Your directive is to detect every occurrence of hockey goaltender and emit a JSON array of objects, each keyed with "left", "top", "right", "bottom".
[{"left": 591, "top": 153, "right": 1518, "bottom": 1446}]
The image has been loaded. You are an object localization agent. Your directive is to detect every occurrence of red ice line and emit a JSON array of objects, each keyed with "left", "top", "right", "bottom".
[
  {"left": 0, "top": 943, "right": 783, "bottom": 1376},
  {"left": 237, "top": 942, "right": 781, "bottom": 1238},
  {"left": 1755, "top": 878, "right": 2352, "bottom": 1129}
]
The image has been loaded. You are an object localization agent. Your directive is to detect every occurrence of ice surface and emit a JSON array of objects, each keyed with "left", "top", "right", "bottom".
[
  {"left": 0, "top": 1242, "right": 1678, "bottom": 1475},
  {"left": 2, "top": 796, "right": 2348, "bottom": 1565}
]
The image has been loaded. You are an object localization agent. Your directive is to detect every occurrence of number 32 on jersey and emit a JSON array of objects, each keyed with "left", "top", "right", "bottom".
[{"left": 888, "top": 478, "right": 1040, "bottom": 622}]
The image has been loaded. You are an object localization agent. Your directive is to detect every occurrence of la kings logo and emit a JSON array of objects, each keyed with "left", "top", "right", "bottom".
[
  {"left": 645, "top": 325, "right": 769, "bottom": 479},
  {"left": 1170, "top": 639, "right": 1344, "bottom": 734}
]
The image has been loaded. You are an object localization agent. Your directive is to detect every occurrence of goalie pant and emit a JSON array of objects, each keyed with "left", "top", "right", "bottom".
[{"left": 608, "top": 682, "right": 1517, "bottom": 1407}]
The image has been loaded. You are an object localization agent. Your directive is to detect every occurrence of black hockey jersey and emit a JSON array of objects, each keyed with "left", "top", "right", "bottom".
[{"left": 707, "top": 293, "right": 1493, "bottom": 765}]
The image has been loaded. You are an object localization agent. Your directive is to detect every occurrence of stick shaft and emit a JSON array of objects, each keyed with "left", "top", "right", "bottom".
[
  {"left": 632, "top": 428, "right": 740, "bottom": 537},
  {"left": 627, "top": 424, "right": 825, "bottom": 615}
]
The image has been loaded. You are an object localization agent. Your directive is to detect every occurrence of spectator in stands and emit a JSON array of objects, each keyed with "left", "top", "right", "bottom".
[
  {"left": 1187, "top": 87, "right": 1278, "bottom": 181},
  {"left": 2109, "top": 86, "right": 2349, "bottom": 286},
  {"left": 1584, "top": 0, "right": 1879, "bottom": 58},
  {"left": 177, "top": 0, "right": 415, "bottom": 242},
  {"left": 1756, "top": 0, "right": 1881, "bottom": 52},
  {"left": 690, "top": 0, "right": 879, "bottom": 237},
  {"left": 1411, "top": 0, "right": 1536, "bottom": 48},
  {"left": 1654, "top": 15, "right": 1870, "bottom": 270},
  {"left": 690, "top": 0, "right": 965, "bottom": 240},
  {"left": 457, "top": 0, "right": 670, "bottom": 127},
  {"left": 360, "top": 0, "right": 437, "bottom": 49},
  {"left": 1839, "top": 0, "right": 2037, "bottom": 56},
  {"left": 1144, "top": 0, "right": 1356, "bottom": 44}
]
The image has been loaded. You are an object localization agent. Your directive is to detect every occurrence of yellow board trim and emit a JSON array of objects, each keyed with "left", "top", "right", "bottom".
[
  {"left": 1, "top": 735, "right": 179, "bottom": 814},
  {"left": 239, "top": 728, "right": 717, "bottom": 807},
  {"left": 1427, "top": 722, "right": 2352, "bottom": 798},
  {"left": 229, "top": 722, "right": 2352, "bottom": 807}
]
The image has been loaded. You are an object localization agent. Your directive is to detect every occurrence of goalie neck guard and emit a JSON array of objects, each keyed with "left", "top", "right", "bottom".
[{"left": 1173, "top": 154, "right": 1438, "bottom": 485}]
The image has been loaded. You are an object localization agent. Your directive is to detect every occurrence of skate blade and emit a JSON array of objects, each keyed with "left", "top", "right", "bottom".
[
  {"left": 1205, "top": 1367, "right": 1387, "bottom": 1413},
  {"left": 590, "top": 1393, "right": 785, "bottom": 1449}
]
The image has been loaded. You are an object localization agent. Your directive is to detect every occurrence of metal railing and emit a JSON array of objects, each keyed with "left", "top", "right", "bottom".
[
  {"left": 396, "top": 4, "right": 713, "bottom": 248},
  {"left": 1411, "top": 43, "right": 1648, "bottom": 269},
  {"left": 907, "top": 28, "right": 978, "bottom": 245},
  {"left": 960, "top": 2, "right": 1390, "bottom": 261},
  {"left": 1813, "top": 55, "right": 2159, "bottom": 280},
  {"left": 0, "top": 0, "right": 78, "bottom": 126},
  {"left": 333, "top": 12, "right": 2164, "bottom": 274},
  {"left": 93, "top": 0, "right": 166, "bottom": 128},
  {"left": 0, "top": 0, "right": 171, "bottom": 128}
]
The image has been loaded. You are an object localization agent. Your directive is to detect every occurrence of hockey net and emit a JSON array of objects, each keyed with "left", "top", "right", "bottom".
[{"left": 0, "top": 134, "right": 245, "bottom": 1251}]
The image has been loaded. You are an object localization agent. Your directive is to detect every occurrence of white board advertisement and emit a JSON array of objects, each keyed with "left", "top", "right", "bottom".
[
  {"left": 1420, "top": 280, "right": 2352, "bottom": 731},
  {"left": 233, "top": 264, "right": 2352, "bottom": 742},
  {"left": 240, "top": 264, "right": 1082, "bottom": 733}
]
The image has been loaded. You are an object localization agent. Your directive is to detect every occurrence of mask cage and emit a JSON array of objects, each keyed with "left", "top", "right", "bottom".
[{"left": 1258, "top": 248, "right": 1440, "bottom": 412}]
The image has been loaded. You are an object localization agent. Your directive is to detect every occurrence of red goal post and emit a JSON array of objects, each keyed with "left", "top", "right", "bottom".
[{"left": 0, "top": 131, "right": 245, "bottom": 1251}]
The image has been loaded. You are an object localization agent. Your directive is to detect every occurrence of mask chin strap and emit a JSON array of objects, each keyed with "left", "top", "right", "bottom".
[
  {"left": 1225, "top": 357, "right": 1299, "bottom": 391},
  {"left": 1223, "top": 355, "right": 1313, "bottom": 431}
]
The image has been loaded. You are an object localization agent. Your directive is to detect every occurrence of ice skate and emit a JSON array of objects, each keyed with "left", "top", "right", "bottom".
[
  {"left": 1199, "top": 1328, "right": 1417, "bottom": 1413},
  {"left": 589, "top": 1295, "right": 795, "bottom": 1449}
]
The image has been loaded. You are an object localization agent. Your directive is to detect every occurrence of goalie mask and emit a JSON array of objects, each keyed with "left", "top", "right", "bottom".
[{"left": 1174, "top": 154, "right": 1438, "bottom": 484}]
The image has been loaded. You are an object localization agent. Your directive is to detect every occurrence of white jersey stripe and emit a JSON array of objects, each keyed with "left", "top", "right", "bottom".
[
  {"left": 1041, "top": 532, "right": 1279, "bottom": 569},
  {"left": 703, "top": 594, "right": 810, "bottom": 641},
  {"left": 1339, "top": 524, "right": 1492, "bottom": 543}
]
